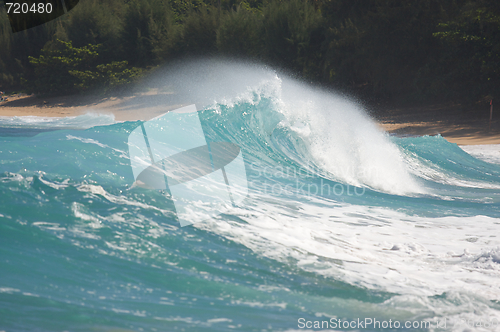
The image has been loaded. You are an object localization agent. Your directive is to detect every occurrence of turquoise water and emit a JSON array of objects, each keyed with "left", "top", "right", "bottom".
[{"left": 1, "top": 71, "right": 500, "bottom": 332}]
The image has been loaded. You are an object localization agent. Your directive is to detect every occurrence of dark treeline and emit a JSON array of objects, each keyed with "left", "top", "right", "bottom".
[{"left": 0, "top": 0, "right": 499, "bottom": 104}]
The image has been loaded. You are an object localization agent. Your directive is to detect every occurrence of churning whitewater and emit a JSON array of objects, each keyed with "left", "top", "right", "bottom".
[{"left": 1, "top": 62, "right": 500, "bottom": 332}]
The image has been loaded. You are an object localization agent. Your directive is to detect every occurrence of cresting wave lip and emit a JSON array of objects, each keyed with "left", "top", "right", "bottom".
[{"left": 198, "top": 73, "right": 426, "bottom": 196}]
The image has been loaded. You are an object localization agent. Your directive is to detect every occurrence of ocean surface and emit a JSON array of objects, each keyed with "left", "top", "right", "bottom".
[{"left": 1, "top": 67, "right": 500, "bottom": 332}]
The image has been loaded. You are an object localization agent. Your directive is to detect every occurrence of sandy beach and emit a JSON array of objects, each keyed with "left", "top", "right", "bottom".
[
  {"left": 372, "top": 102, "right": 500, "bottom": 145},
  {"left": 1, "top": 93, "right": 499, "bottom": 145},
  {"left": 0, "top": 91, "right": 189, "bottom": 122}
]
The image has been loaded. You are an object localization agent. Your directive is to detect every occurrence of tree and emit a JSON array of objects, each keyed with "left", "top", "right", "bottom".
[
  {"left": 433, "top": 0, "right": 500, "bottom": 102},
  {"left": 261, "top": 0, "right": 324, "bottom": 77},
  {"left": 27, "top": 40, "right": 142, "bottom": 94}
]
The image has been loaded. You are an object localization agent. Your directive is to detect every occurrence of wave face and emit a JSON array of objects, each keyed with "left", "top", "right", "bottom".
[{"left": 1, "top": 63, "right": 500, "bottom": 332}]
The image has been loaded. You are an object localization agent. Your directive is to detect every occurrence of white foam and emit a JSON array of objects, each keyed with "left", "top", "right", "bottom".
[
  {"left": 196, "top": 65, "right": 424, "bottom": 195},
  {"left": 461, "top": 144, "right": 500, "bottom": 165},
  {"left": 194, "top": 193, "right": 500, "bottom": 327},
  {"left": 403, "top": 153, "right": 500, "bottom": 190},
  {"left": 272, "top": 81, "right": 424, "bottom": 195},
  {"left": 148, "top": 60, "right": 423, "bottom": 195},
  {"left": 0, "top": 112, "right": 115, "bottom": 129},
  {"left": 198, "top": 196, "right": 500, "bottom": 299}
]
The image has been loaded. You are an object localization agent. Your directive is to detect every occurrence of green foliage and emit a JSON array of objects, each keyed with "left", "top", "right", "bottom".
[
  {"left": 216, "top": 6, "right": 262, "bottom": 57},
  {"left": 121, "top": 0, "right": 177, "bottom": 66},
  {"left": 432, "top": 0, "right": 500, "bottom": 102},
  {"left": 1, "top": 0, "right": 499, "bottom": 104},
  {"left": 0, "top": 5, "right": 58, "bottom": 89},
  {"left": 322, "top": 18, "right": 362, "bottom": 85},
  {"left": 169, "top": 0, "right": 208, "bottom": 22},
  {"left": 261, "top": 0, "right": 324, "bottom": 76},
  {"left": 27, "top": 40, "right": 142, "bottom": 95},
  {"left": 70, "top": 61, "right": 143, "bottom": 91},
  {"left": 321, "top": 0, "right": 456, "bottom": 100},
  {"left": 0, "top": 13, "right": 14, "bottom": 87},
  {"left": 57, "top": 0, "right": 126, "bottom": 62},
  {"left": 175, "top": 8, "right": 219, "bottom": 56}
]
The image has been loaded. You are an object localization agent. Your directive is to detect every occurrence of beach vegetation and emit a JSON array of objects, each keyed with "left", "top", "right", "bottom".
[
  {"left": 0, "top": 0, "right": 498, "bottom": 104},
  {"left": 26, "top": 40, "right": 143, "bottom": 95}
]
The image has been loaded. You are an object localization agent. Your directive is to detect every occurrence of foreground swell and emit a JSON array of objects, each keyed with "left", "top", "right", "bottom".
[{"left": 1, "top": 62, "right": 500, "bottom": 331}]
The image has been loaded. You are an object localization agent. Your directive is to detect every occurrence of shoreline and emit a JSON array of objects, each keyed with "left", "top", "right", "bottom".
[
  {"left": 1, "top": 93, "right": 500, "bottom": 145},
  {"left": 373, "top": 102, "right": 500, "bottom": 146},
  {"left": 0, "top": 92, "right": 188, "bottom": 122}
]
